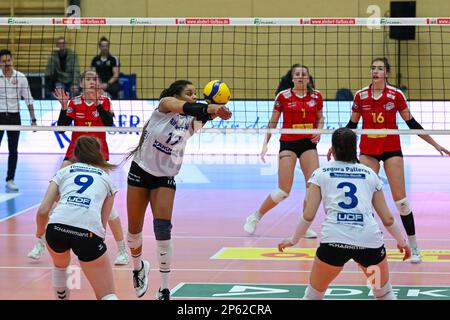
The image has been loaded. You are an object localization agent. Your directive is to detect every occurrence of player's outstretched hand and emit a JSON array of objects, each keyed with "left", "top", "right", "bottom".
[
  {"left": 53, "top": 88, "right": 70, "bottom": 110},
  {"left": 260, "top": 144, "right": 268, "bottom": 163},
  {"left": 311, "top": 134, "right": 321, "bottom": 144},
  {"left": 278, "top": 239, "right": 295, "bottom": 252},
  {"left": 326, "top": 147, "right": 333, "bottom": 161},
  {"left": 434, "top": 144, "right": 450, "bottom": 156},
  {"left": 216, "top": 105, "right": 232, "bottom": 120},
  {"left": 397, "top": 243, "right": 411, "bottom": 261}
]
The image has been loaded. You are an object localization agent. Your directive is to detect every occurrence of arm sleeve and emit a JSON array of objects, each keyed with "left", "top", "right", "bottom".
[
  {"left": 307, "top": 169, "right": 321, "bottom": 187},
  {"left": 396, "top": 90, "right": 408, "bottom": 112},
  {"left": 105, "top": 174, "right": 118, "bottom": 197},
  {"left": 57, "top": 110, "right": 73, "bottom": 127},
  {"left": 351, "top": 92, "right": 361, "bottom": 113},
  {"left": 273, "top": 94, "right": 282, "bottom": 113},
  {"left": 57, "top": 100, "right": 74, "bottom": 129},
  {"left": 96, "top": 103, "right": 114, "bottom": 126},
  {"left": 20, "top": 75, "right": 34, "bottom": 106},
  {"left": 316, "top": 91, "right": 323, "bottom": 112},
  {"left": 50, "top": 168, "right": 64, "bottom": 186}
]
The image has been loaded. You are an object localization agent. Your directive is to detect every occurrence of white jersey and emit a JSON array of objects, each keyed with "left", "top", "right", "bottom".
[
  {"left": 133, "top": 109, "right": 196, "bottom": 177},
  {"left": 308, "top": 161, "right": 384, "bottom": 248},
  {"left": 48, "top": 162, "right": 118, "bottom": 238}
]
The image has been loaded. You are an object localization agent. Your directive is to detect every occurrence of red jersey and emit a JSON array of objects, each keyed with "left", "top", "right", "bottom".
[
  {"left": 352, "top": 84, "right": 408, "bottom": 155},
  {"left": 65, "top": 95, "right": 112, "bottom": 160},
  {"left": 274, "top": 89, "right": 323, "bottom": 141}
]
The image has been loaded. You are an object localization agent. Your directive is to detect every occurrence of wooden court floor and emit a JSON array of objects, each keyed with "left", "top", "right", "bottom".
[{"left": 1, "top": 154, "right": 450, "bottom": 300}]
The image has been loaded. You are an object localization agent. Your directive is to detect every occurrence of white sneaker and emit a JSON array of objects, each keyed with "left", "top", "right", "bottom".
[
  {"left": 27, "top": 238, "right": 45, "bottom": 260},
  {"left": 304, "top": 228, "right": 318, "bottom": 239},
  {"left": 410, "top": 247, "right": 422, "bottom": 264},
  {"left": 243, "top": 214, "right": 260, "bottom": 235},
  {"left": 114, "top": 247, "right": 129, "bottom": 265},
  {"left": 133, "top": 260, "right": 150, "bottom": 298},
  {"left": 6, "top": 180, "right": 19, "bottom": 192}
]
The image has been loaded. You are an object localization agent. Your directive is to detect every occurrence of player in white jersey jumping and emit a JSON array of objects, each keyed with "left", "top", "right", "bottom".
[
  {"left": 36, "top": 136, "right": 118, "bottom": 300},
  {"left": 125, "top": 80, "right": 232, "bottom": 300},
  {"left": 279, "top": 127, "right": 411, "bottom": 300}
]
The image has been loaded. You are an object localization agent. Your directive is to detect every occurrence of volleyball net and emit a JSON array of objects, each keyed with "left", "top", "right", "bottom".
[{"left": 1, "top": 17, "right": 450, "bottom": 155}]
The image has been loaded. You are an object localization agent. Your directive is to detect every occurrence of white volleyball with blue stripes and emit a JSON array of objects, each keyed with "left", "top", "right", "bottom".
[{"left": 203, "top": 80, "right": 231, "bottom": 104}]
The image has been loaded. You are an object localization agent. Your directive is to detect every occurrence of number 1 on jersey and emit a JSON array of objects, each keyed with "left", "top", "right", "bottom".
[{"left": 165, "top": 132, "right": 183, "bottom": 146}]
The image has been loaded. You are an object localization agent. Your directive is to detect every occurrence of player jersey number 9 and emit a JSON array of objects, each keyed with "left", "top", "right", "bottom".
[
  {"left": 74, "top": 174, "right": 94, "bottom": 193},
  {"left": 337, "top": 182, "right": 358, "bottom": 209}
]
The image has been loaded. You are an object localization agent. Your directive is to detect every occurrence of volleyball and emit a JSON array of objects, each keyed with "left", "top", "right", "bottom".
[{"left": 203, "top": 80, "right": 231, "bottom": 104}]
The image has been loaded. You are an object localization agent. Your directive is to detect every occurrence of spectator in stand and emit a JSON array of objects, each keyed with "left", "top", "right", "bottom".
[
  {"left": 46, "top": 36, "right": 80, "bottom": 98},
  {"left": 91, "top": 37, "right": 120, "bottom": 99}
]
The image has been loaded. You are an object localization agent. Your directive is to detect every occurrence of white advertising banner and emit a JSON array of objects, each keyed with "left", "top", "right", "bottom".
[{"left": 1, "top": 100, "right": 449, "bottom": 156}]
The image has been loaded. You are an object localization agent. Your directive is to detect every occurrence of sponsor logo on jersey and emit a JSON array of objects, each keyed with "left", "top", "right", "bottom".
[
  {"left": 282, "top": 90, "right": 292, "bottom": 99},
  {"left": 92, "top": 110, "right": 99, "bottom": 118},
  {"left": 384, "top": 102, "right": 395, "bottom": 111},
  {"left": 361, "top": 105, "right": 372, "bottom": 110},
  {"left": 75, "top": 113, "right": 85, "bottom": 119},
  {"left": 287, "top": 102, "right": 296, "bottom": 108},
  {"left": 360, "top": 91, "right": 369, "bottom": 99},
  {"left": 73, "top": 97, "right": 82, "bottom": 105},
  {"left": 170, "top": 117, "right": 190, "bottom": 130},
  {"left": 336, "top": 212, "right": 364, "bottom": 227},
  {"left": 307, "top": 99, "right": 316, "bottom": 107},
  {"left": 67, "top": 195, "right": 91, "bottom": 207},
  {"left": 153, "top": 139, "right": 173, "bottom": 155},
  {"left": 387, "top": 93, "right": 396, "bottom": 100},
  {"left": 330, "top": 172, "right": 366, "bottom": 179},
  {"left": 67, "top": 107, "right": 73, "bottom": 113}
]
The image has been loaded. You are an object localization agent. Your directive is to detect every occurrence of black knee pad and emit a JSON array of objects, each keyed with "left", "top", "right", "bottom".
[{"left": 153, "top": 219, "right": 172, "bottom": 241}]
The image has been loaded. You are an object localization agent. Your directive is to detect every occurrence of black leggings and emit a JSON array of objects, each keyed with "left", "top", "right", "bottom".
[{"left": 0, "top": 112, "right": 21, "bottom": 181}]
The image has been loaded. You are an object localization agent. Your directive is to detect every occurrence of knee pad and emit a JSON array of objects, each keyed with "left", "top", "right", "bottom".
[
  {"left": 108, "top": 208, "right": 119, "bottom": 221},
  {"left": 127, "top": 232, "right": 142, "bottom": 250},
  {"left": 373, "top": 282, "right": 396, "bottom": 300},
  {"left": 101, "top": 294, "right": 118, "bottom": 300},
  {"left": 154, "top": 219, "right": 172, "bottom": 241},
  {"left": 395, "top": 197, "right": 411, "bottom": 216},
  {"left": 270, "top": 188, "right": 289, "bottom": 204}
]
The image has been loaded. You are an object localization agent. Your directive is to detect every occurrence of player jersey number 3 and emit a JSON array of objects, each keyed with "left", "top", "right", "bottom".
[
  {"left": 336, "top": 182, "right": 365, "bottom": 227},
  {"left": 337, "top": 182, "right": 358, "bottom": 209}
]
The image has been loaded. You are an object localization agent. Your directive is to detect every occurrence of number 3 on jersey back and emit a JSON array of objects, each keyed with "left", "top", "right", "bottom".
[{"left": 337, "top": 182, "right": 358, "bottom": 209}]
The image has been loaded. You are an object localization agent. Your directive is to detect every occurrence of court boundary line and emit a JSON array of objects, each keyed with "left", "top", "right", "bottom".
[
  {"left": 1, "top": 265, "right": 450, "bottom": 275},
  {"left": 0, "top": 204, "right": 39, "bottom": 223},
  {"left": 0, "top": 233, "right": 449, "bottom": 242}
]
